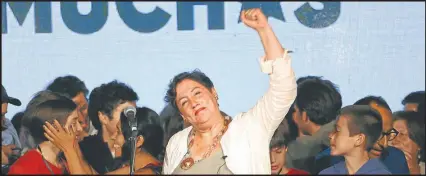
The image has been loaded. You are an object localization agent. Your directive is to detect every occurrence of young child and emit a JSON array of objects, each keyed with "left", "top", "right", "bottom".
[
  {"left": 270, "top": 118, "right": 309, "bottom": 175},
  {"left": 319, "top": 105, "right": 391, "bottom": 174}
]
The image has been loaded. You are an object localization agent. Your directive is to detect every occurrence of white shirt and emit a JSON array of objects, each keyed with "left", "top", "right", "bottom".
[{"left": 163, "top": 51, "right": 297, "bottom": 174}]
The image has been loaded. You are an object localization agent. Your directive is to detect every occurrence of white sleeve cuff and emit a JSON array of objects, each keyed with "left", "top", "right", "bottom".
[{"left": 258, "top": 49, "right": 290, "bottom": 74}]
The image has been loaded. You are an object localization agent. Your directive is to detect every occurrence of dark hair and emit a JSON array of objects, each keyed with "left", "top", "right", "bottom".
[
  {"left": 297, "top": 75, "right": 322, "bottom": 84},
  {"left": 338, "top": 105, "right": 383, "bottom": 151},
  {"left": 163, "top": 114, "right": 184, "bottom": 148},
  {"left": 88, "top": 80, "right": 139, "bottom": 132},
  {"left": 164, "top": 70, "right": 214, "bottom": 111},
  {"left": 270, "top": 115, "right": 299, "bottom": 149},
  {"left": 11, "top": 111, "right": 24, "bottom": 136},
  {"left": 22, "top": 91, "right": 68, "bottom": 128},
  {"left": 393, "top": 111, "right": 425, "bottom": 162},
  {"left": 46, "top": 75, "right": 89, "bottom": 99},
  {"left": 418, "top": 101, "right": 425, "bottom": 118},
  {"left": 294, "top": 76, "right": 342, "bottom": 125},
  {"left": 402, "top": 91, "right": 425, "bottom": 106},
  {"left": 354, "top": 96, "right": 391, "bottom": 111},
  {"left": 20, "top": 90, "right": 70, "bottom": 149},
  {"left": 159, "top": 103, "right": 180, "bottom": 130},
  {"left": 27, "top": 99, "right": 77, "bottom": 144},
  {"left": 121, "top": 107, "right": 164, "bottom": 160}
]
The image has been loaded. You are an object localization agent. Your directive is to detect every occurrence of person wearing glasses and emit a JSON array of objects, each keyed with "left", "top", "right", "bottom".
[
  {"left": 315, "top": 96, "right": 410, "bottom": 174},
  {"left": 392, "top": 111, "right": 425, "bottom": 174}
]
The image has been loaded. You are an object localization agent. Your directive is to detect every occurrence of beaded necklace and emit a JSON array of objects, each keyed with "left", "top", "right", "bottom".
[{"left": 180, "top": 118, "right": 230, "bottom": 170}]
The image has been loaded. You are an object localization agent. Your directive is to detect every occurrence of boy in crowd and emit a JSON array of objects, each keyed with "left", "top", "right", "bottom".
[{"left": 319, "top": 105, "right": 391, "bottom": 174}]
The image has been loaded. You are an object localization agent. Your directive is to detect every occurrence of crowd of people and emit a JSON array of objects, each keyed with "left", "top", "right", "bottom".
[{"left": 1, "top": 8, "right": 425, "bottom": 175}]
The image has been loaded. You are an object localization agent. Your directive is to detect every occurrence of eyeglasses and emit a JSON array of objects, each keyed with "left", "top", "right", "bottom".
[{"left": 379, "top": 128, "right": 399, "bottom": 141}]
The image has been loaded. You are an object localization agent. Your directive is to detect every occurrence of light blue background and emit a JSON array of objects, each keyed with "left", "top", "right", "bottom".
[{"left": 2, "top": 2, "right": 425, "bottom": 119}]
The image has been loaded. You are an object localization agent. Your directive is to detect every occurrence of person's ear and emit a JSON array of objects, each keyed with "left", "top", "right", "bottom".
[
  {"left": 98, "top": 111, "right": 109, "bottom": 125},
  {"left": 136, "top": 135, "right": 145, "bottom": 148},
  {"left": 354, "top": 134, "right": 366, "bottom": 147},
  {"left": 302, "top": 111, "right": 309, "bottom": 123}
]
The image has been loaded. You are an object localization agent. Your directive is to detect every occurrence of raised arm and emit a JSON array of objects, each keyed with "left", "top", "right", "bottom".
[
  {"left": 241, "top": 9, "right": 284, "bottom": 61},
  {"left": 239, "top": 8, "right": 297, "bottom": 137}
]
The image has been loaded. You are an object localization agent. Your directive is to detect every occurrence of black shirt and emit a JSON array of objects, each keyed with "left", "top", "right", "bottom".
[{"left": 79, "top": 135, "right": 122, "bottom": 174}]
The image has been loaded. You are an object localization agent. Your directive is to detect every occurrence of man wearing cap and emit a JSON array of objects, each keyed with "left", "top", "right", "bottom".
[{"left": 2, "top": 85, "right": 22, "bottom": 159}]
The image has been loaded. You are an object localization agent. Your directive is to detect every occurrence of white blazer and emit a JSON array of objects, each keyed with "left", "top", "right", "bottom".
[{"left": 163, "top": 51, "right": 297, "bottom": 174}]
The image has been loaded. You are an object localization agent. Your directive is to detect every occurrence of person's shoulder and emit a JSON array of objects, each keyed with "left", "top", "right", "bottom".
[
  {"left": 365, "top": 158, "right": 392, "bottom": 174},
  {"left": 165, "top": 126, "right": 192, "bottom": 153},
  {"left": 8, "top": 150, "right": 40, "bottom": 174},
  {"left": 318, "top": 165, "right": 335, "bottom": 175},
  {"left": 319, "top": 160, "right": 345, "bottom": 175},
  {"left": 78, "top": 134, "right": 111, "bottom": 160},
  {"left": 287, "top": 134, "right": 319, "bottom": 152},
  {"left": 287, "top": 168, "right": 310, "bottom": 175},
  {"left": 169, "top": 126, "right": 192, "bottom": 142},
  {"left": 384, "top": 146, "right": 405, "bottom": 158},
  {"left": 79, "top": 134, "right": 104, "bottom": 148}
]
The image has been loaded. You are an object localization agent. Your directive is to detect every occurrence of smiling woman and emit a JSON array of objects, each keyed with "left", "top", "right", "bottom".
[{"left": 162, "top": 8, "right": 297, "bottom": 174}]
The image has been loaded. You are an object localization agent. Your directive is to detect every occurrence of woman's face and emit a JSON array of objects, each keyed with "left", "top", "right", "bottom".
[
  {"left": 64, "top": 110, "right": 83, "bottom": 140},
  {"left": 175, "top": 79, "right": 220, "bottom": 129},
  {"left": 392, "top": 120, "right": 419, "bottom": 154}
]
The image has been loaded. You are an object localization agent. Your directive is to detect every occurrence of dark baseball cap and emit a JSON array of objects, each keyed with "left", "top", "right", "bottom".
[{"left": 1, "top": 85, "right": 21, "bottom": 106}]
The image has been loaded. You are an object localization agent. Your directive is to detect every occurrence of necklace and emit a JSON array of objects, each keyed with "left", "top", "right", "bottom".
[
  {"left": 180, "top": 118, "right": 230, "bottom": 170},
  {"left": 37, "top": 145, "right": 55, "bottom": 175},
  {"left": 37, "top": 145, "right": 68, "bottom": 174}
]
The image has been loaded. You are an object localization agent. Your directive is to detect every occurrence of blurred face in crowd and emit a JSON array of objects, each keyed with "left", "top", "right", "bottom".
[
  {"left": 72, "top": 92, "right": 89, "bottom": 133},
  {"left": 292, "top": 105, "right": 311, "bottom": 136},
  {"left": 64, "top": 109, "right": 83, "bottom": 141},
  {"left": 329, "top": 115, "right": 362, "bottom": 156},
  {"left": 175, "top": 79, "right": 220, "bottom": 130},
  {"left": 369, "top": 102, "right": 393, "bottom": 158},
  {"left": 270, "top": 146, "right": 287, "bottom": 174},
  {"left": 404, "top": 103, "right": 418, "bottom": 112},
  {"left": 392, "top": 120, "right": 420, "bottom": 158},
  {"left": 100, "top": 101, "right": 136, "bottom": 139}
]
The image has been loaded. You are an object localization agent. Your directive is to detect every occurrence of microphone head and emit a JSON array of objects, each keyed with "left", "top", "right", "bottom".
[{"left": 124, "top": 106, "right": 137, "bottom": 119}]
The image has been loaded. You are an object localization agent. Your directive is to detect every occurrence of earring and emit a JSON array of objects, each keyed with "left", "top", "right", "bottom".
[
  {"left": 215, "top": 95, "right": 220, "bottom": 106},
  {"left": 418, "top": 149, "right": 421, "bottom": 160}
]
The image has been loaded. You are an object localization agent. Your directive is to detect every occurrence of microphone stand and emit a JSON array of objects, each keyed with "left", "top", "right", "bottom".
[{"left": 129, "top": 119, "right": 138, "bottom": 175}]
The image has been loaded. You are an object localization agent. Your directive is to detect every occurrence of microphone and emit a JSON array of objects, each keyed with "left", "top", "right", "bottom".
[
  {"left": 124, "top": 106, "right": 137, "bottom": 175},
  {"left": 217, "top": 155, "right": 228, "bottom": 174},
  {"left": 124, "top": 106, "right": 137, "bottom": 129}
]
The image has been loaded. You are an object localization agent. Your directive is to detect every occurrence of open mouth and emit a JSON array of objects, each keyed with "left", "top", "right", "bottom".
[{"left": 195, "top": 107, "right": 206, "bottom": 116}]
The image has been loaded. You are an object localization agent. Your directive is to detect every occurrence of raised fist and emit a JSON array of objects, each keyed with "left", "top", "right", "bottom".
[{"left": 240, "top": 8, "right": 269, "bottom": 31}]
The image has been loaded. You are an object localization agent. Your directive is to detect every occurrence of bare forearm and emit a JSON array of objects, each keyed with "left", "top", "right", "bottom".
[
  {"left": 257, "top": 25, "right": 285, "bottom": 60},
  {"left": 62, "top": 145, "right": 96, "bottom": 175},
  {"left": 63, "top": 150, "right": 88, "bottom": 174},
  {"left": 1, "top": 151, "right": 9, "bottom": 165}
]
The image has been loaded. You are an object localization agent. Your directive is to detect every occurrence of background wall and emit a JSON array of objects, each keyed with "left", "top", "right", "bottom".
[{"left": 2, "top": 2, "right": 425, "bottom": 119}]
